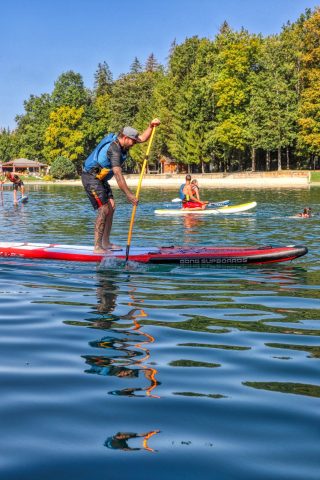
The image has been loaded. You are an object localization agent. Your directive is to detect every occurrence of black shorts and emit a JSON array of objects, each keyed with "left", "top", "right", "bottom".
[
  {"left": 81, "top": 172, "right": 113, "bottom": 210},
  {"left": 13, "top": 181, "right": 23, "bottom": 191}
]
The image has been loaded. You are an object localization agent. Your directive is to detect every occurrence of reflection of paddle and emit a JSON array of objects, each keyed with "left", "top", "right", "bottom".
[
  {"left": 126, "top": 127, "right": 157, "bottom": 263},
  {"left": 0, "top": 182, "right": 3, "bottom": 206}
]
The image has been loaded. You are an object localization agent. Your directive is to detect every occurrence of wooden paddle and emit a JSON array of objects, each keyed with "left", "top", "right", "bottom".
[{"left": 126, "top": 127, "right": 157, "bottom": 262}]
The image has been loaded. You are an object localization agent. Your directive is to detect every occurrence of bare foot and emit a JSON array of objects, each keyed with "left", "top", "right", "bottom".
[
  {"left": 93, "top": 247, "right": 108, "bottom": 254},
  {"left": 103, "top": 244, "right": 122, "bottom": 251}
]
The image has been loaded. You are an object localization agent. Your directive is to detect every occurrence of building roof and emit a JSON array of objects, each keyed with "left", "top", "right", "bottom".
[{"left": 1, "top": 158, "right": 47, "bottom": 167}]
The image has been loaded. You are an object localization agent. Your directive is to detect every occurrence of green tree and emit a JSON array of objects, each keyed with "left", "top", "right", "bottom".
[
  {"left": 51, "top": 71, "right": 90, "bottom": 109},
  {"left": 83, "top": 62, "right": 114, "bottom": 157},
  {"left": 151, "top": 73, "right": 178, "bottom": 169},
  {"left": 109, "top": 55, "right": 162, "bottom": 133},
  {"left": 164, "top": 36, "right": 217, "bottom": 171},
  {"left": 85, "top": 94, "right": 113, "bottom": 150},
  {"left": 210, "top": 25, "right": 260, "bottom": 171},
  {"left": 50, "top": 155, "right": 77, "bottom": 179},
  {"left": 93, "top": 62, "right": 113, "bottom": 97},
  {"left": 15, "top": 93, "right": 52, "bottom": 162},
  {"left": 247, "top": 35, "right": 299, "bottom": 171},
  {"left": 108, "top": 73, "right": 141, "bottom": 129},
  {"left": 3, "top": 8, "right": 319, "bottom": 174},
  {"left": 145, "top": 53, "right": 161, "bottom": 72},
  {"left": 0, "top": 128, "right": 18, "bottom": 163},
  {"left": 44, "top": 106, "right": 85, "bottom": 167},
  {"left": 297, "top": 8, "right": 320, "bottom": 160},
  {"left": 130, "top": 57, "right": 142, "bottom": 74}
]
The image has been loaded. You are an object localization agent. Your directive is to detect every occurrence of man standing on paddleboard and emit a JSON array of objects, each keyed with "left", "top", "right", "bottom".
[{"left": 82, "top": 119, "right": 160, "bottom": 253}]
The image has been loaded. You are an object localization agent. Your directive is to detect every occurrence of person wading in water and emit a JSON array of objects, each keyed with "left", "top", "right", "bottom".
[{"left": 1, "top": 172, "right": 26, "bottom": 205}]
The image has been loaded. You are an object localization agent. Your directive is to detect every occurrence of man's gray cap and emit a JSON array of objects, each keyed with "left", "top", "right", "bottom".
[{"left": 122, "top": 126, "right": 141, "bottom": 142}]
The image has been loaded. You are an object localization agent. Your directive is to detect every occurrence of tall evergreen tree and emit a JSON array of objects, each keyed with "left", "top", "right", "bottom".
[
  {"left": 86, "top": 62, "right": 114, "bottom": 152},
  {"left": 145, "top": 53, "right": 160, "bottom": 72},
  {"left": 93, "top": 62, "right": 113, "bottom": 97},
  {"left": 130, "top": 57, "right": 142, "bottom": 74}
]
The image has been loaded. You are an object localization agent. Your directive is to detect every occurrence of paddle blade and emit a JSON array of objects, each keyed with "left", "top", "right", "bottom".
[{"left": 125, "top": 244, "right": 130, "bottom": 263}]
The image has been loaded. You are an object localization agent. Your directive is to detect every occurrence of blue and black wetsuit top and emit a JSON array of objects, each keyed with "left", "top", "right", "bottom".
[
  {"left": 83, "top": 133, "right": 128, "bottom": 181},
  {"left": 179, "top": 183, "right": 185, "bottom": 200}
]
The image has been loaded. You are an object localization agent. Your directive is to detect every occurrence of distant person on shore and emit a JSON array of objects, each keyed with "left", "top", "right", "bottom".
[
  {"left": 81, "top": 118, "right": 160, "bottom": 253},
  {"left": 296, "top": 207, "right": 312, "bottom": 218},
  {"left": 181, "top": 175, "right": 207, "bottom": 210},
  {"left": 1, "top": 172, "right": 26, "bottom": 205}
]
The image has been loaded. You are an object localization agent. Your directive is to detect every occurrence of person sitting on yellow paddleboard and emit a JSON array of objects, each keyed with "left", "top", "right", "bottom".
[{"left": 182, "top": 175, "right": 207, "bottom": 210}]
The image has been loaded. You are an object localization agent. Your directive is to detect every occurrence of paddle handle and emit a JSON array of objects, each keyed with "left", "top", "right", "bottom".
[{"left": 126, "top": 127, "right": 156, "bottom": 261}]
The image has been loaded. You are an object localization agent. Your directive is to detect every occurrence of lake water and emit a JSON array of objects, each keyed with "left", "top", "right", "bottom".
[{"left": 0, "top": 185, "right": 320, "bottom": 480}]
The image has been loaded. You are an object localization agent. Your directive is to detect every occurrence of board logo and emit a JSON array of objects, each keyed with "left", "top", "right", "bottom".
[{"left": 180, "top": 258, "right": 248, "bottom": 264}]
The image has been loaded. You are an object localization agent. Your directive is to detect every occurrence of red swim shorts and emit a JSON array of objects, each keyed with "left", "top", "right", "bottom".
[{"left": 182, "top": 201, "right": 203, "bottom": 209}]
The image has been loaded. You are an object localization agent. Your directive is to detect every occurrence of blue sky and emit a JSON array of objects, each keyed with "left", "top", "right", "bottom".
[{"left": 0, "top": 0, "right": 318, "bottom": 129}]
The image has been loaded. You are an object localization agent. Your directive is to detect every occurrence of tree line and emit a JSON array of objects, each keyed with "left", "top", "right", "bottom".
[{"left": 0, "top": 7, "right": 319, "bottom": 175}]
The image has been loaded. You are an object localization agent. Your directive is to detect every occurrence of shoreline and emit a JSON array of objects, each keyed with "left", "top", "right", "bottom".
[{"left": 22, "top": 171, "right": 318, "bottom": 188}]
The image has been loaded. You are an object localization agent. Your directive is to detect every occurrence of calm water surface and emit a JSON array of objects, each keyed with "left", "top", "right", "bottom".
[{"left": 0, "top": 185, "right": 320, "bottom": 480}]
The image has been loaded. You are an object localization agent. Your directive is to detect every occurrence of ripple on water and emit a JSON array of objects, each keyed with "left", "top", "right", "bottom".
[{"left": 0, "top": 186, "right": 319, "bottom": 480}]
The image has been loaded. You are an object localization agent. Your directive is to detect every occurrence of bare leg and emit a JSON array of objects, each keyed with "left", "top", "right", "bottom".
[
  {"left": 94, "top": 203, "right": 110, "bottom": 253},
  {"left": 102, "top": 208, "right": 114, "bottom": 248},
  {"left": 13, "top": 190, "right": 18, "bottom": 204},
  {"left": 102, "top": 199, "right": 118, "bottom": 249},
  {"left": 21, "top": 185, "right": 25, "bottom": 196}
]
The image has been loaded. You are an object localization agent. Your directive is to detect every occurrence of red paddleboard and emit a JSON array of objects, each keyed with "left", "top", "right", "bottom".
[{"left": 0, "top": 242, "right": 308, "bottom": 265}]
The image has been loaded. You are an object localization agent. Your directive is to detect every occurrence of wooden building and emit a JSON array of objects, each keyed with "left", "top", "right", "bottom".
[
  {"left": 1, "top": 158, "right": 47, "bottom": 174},
  {"left": 159, "top": 157, "right": 187, "bottom": 174}
]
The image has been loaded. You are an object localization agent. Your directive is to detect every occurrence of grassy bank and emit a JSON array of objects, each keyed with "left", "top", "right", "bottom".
[{"left": 310, "top": 171, "right": 320, "bottom": 183}]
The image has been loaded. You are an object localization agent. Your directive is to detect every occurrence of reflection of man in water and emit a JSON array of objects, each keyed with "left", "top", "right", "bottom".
[
  {"left": 82, "top": 273, "right": 160, "bottom": 396},
  {"left": 83, "top": 355, "right": 139, "bottom": 378},
  {"left": 105, "top": 430, "right": 160, "bottom": 451},
  {"left": 95, "top": 276, "right": 118, "bottom": 315}
]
